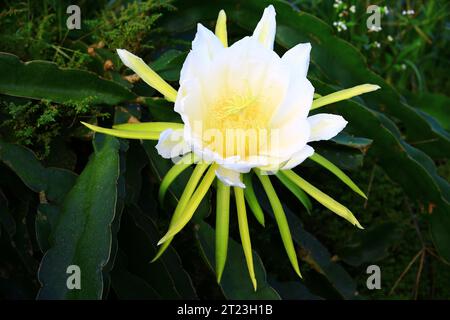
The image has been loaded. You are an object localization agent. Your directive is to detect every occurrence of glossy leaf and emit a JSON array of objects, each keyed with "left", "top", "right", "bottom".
[
  {"left": 0, "top": 53, "right": 135, "bottom": 105},
  {"left": 37, "top": 134, "right": 120, "bottom": 299},
  {"left": 0, "top": 141, "right": 77, "bottom": 204}
]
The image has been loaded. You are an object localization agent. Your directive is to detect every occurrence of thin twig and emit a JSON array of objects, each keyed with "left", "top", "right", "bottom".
[
  {"left": 413, "top": 250, "right": 425, "bottom": 300},
  {"left": 426, "top": 248, "right": 450, "bottom": 266},
  {"left": 389, "top": 248, "right": 423, "bottom": 295},
  {"left": 405, "top": 200, "right": 425, "bottom": 247}
]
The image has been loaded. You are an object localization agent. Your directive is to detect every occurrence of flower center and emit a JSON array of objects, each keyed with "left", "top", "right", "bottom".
[{"left": 200, "top": 92, "right": 273, "bottom": 160}]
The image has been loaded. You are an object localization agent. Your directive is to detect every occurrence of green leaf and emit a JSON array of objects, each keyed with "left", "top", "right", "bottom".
[
  {"left": 0, "top": 189, "right": 16, "bottom": 237},
  {"left": 0, "top": 53, "right": 135, "bottom": 105},
  {"left": 35, "top": 204, "right": 59, "bottom": 253},
  {"left": 37, "top": 134, "right": 121, "bottom": 299},
  {"left": 0, "top": 141, "right": 77, "bottom": 204},
  {"left": 313, "top": 80, "right": 450, "bottom": 262},
  {"left": 123, "top": 205, "right": 198, "bottom": 299},
  {"left": 314, "top": 145, "right": 365, "bottom": 171},
  {"left": 405, "top": 92, "right": 450, "bottom": 131},
  {"left": 196, "top": 221, "right": 280, "bottom": 299},
  {"left": 150, "top": 50, "right": 187, "bottom": 82},
  {"left": 144, "top": 97, "right": 182, "bottom": 122},
  {"left": 331, "top": 132, "right": 373, "bottom": 152},
  {"left": 269, "top": 277, "right": 322, "bottom": 300},
  {"left": 309, "top": 153, "right": 367, "bottom": 199},
  {"left": 110, "top": 250, "right": 161, "bottom": 300},
  {"left": 338, "top": 222, "right": 400, "bottom": 267}
]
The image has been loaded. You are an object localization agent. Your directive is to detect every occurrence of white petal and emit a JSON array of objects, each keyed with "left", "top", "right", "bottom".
[
  {"left": 252, "top": 5, "right": 276, "bottom": 50},
  {"left": 307, "top": 114, "right": 348, "bottom": 142},
  {"left": 270, "top": 77, "right": 314, "bottom": 129},
  {"left": 263, "top": 118, "right": 310, "bottom": 159},
  {"left": 155, "top": 129, "right": 191, "bottom": 160},
  {"left": 280, "top": 145, "right": 314, "bottom": 170},
  {"left": 281, "top": 43, "right": 311, "bottom": 78},
  {"left": 180, "top": 24, "right": 224, "bottom": 84},
  {"left": 192, "top": 23, "right": 224, "bottom": 60},
  {"left": 215, "top": 166, "right": 245, "bottom": 188}
]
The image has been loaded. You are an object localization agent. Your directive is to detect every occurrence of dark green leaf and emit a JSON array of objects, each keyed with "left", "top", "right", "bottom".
[
  {"left": 37, "top": 134, "right": 121, "bottom": 299},
  {"left": 196, "top": 221, "right": 280, "bottom": 300},
  {"left": 0, "top": 53, "right": 136, "bottom": 105}
]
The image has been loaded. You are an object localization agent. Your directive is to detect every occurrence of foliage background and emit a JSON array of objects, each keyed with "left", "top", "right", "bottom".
[{"left": 0, "top": 0, "right": 449, "bottom": 300}]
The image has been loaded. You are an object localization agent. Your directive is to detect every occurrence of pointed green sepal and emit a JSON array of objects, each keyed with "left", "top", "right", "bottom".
[{"left": 310, "top": 153, "right": 367, "bottom": 199}]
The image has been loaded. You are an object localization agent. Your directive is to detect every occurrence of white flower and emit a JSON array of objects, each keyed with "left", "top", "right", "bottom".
[
  {"left": 116, "top": 5, "right": 377, "bottom": 188},
  {"left": 156, "top": 5, "right": 348, "bottom": 187},
  {"left": 387, "top": 35, "right": 394, "bottom": 42},
  {"left": 349, "top": 5, "right": 356, "bottom": 13}
]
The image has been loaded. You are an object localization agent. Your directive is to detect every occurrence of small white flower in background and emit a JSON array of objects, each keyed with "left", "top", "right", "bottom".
[
  {"left": 373, "top": 41, "right": 381, "bottom": 48},
  {"left": 402, "top": 9, "right": 415, "bottom": 16},
  {"left": 387, "top": 35, "right": 394, "bottom": 42},
  {"left": 349, "top": 5, "right": 356, "bottom": 13},
  {"left": 333, "top": 0, "right": 343, "bottom": 8},
  {"left": 369, "top": 25, "right": 382, "bottom": 32},
  {"left": 384, "top": 6, "right": 389, "bottom": 15},
  {"left": 333, "top": 20, "right": 348, "bottom": 32}
]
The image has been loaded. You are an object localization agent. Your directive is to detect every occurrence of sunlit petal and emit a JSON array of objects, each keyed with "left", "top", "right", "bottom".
[
  {"left": 307, "top": 114, "right": 347, "bottom": 142},
  {"left": 252, "top": 5, "right": 276, "bottom": 50}
]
